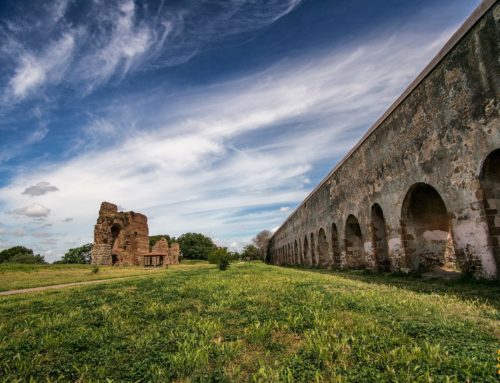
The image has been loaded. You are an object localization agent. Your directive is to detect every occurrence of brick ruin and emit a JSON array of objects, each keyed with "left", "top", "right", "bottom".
[
  {"left": 268, "top": 1, "right": 500, "bottom": 279},
  {"left": 91, "top": 202, "right": 179, "bottom": 267}
]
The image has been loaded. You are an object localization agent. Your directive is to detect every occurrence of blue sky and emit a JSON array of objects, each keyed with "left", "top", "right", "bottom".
[{"left": 0, "top": 0, "right": 481, "bottom": 261}]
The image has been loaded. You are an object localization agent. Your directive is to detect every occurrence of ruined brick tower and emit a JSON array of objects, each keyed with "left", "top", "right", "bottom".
[{"left": 91, "top": 202, "right": 180, "bottom": 267}]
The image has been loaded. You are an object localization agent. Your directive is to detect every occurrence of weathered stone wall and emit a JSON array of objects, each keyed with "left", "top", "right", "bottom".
[
  {"left": 150, "top": 237, "right": 180, "bottom": 265},
  {"left": 269, "top": 1, "right": 500, "bottom": 279},
  {"left": 170, "top": 242, "right": 180, "bottom": 265},
  {"left": 91, "top": 202, "right": 150, "bottom": 266},
  {"left": 92, "top": 202, "right": 181, "bottom": 267}
]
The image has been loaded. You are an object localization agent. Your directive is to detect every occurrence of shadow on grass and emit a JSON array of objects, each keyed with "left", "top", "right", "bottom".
[{"left": 279, "top": 265, "right": 500, "bottom": 310}]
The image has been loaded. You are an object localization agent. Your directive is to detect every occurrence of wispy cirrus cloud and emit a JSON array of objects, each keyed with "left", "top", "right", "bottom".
[
  {"left": 0, "top": 19, "right": 457, "bottom": 260},
  {"left": 7, "top": 32, "right": 75, "bottom": 101},
  {"left": 1, "top": 0, "right": 304, "bottom": 104}
]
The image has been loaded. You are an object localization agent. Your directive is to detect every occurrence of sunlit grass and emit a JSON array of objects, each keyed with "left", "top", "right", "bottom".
[
  {"left": 0, "top": 262, "right": 210, "bottom": 291},
  {"left": 0, "top": 262, "right": 498, "bottom": 382}
]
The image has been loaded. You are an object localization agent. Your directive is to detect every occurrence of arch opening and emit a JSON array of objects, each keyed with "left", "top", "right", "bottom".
[
  {"left": 294, "top": 240, "right": 299, "bottom": 266},
  {"left": 318, "top": 228, "right": 329, "bottom": 268},
  {"left": 345, "top": 215, "right": 365, "bottom": 269},
  {"left": 480, "top": 149, "right": 500, "bottom": 273},
  {"left": 310, "top": 233, "right": 316, "bottom": 266},
  {"left": 298, "top": 238, "right": 303, "bottom": 265},
  {"left": 371, "top": 204, "right": 390, "bottom": 272},
  {"left": 110, "top": 224, "right": 121, "bottom": 266},
  {"left": 401, "top": 183, "right": 457, "bottom": 273},
  {"left": 303, "top": 235, "right": 310, "bottom": 265},
  {"left": 331, "top": 223, "right": 341, "bottom": 268}
]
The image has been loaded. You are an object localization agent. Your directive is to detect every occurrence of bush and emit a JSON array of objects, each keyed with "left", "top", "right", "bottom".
[
  {"left": 91, "top": 265, "right": 100, "bottom": 274},
  {"left": 208, "top": 248, "right": 231, "bottom": 271}
]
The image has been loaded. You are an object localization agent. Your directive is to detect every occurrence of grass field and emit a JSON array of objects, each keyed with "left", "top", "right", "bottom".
[
  {"left": 0, "top": 262, "right": 498, "bottom": 382},
  {"left": 0, "top": 263, "right": 165, "bottom": 291}
]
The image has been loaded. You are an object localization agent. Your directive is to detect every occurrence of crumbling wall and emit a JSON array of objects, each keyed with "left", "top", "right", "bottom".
[
  {"left": 150, "top": 237, "right": 181, "bottom": 265},
  {"left": 91, "top": 202, "right": 149, "bottom": 266}
]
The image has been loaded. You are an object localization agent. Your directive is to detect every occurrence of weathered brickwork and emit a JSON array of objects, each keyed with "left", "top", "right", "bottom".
[
  {"left": 91, "top": 202, "right": 180, "bottom": 267},
  {"left": 268, "top": 1, "right": 500, "bottom": 279}
]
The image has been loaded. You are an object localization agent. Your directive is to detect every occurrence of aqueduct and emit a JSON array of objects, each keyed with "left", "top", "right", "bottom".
[{"left": 268, "top": 0, "right": 500, "bottom": 279}]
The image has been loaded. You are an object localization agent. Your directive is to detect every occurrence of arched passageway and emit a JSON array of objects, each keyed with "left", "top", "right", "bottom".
[
  {"left": 310, "top": 233, "right": 316, "bottom": 266},
  {"left": 303, "top": 235, "right": 309, "bottom": 265},
  {"left": 371, "top": 204, "right": 390, "bottom": 271},
  {"left": 298, "top": 238, "right": 303, "bottom": 265},
  {"left": 111, "top": 224, "right": 122, "bottom": 265},
  {"left": 401, "top": 183, "right": 456, "bottom": 272},
  {"left": 331, "top": 223, "right": 341, "bottom": 268},
  {"left": 293, "top": 240, "right": 300, "bottom": 265},
  {"left": 480, "top": 149, "right": 500, "bottom": 273},
  {"left": 345, "top": 215, "right": 365, "bottom": 268},
  {"left": 317, "top": 228, "right": 329, "bottom": 267}
]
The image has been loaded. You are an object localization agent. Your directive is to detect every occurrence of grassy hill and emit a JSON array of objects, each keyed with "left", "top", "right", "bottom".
[{"left": 0, "top": 262, "right": 498, "bottom": 382}]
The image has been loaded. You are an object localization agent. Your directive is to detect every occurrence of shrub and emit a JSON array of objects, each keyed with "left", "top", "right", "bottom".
[
  {"left": 208, "top": 248, "right": 231, "bottom": 271},
  {"left": 91, "top": 265, "right": 99, "bottom": 274}
]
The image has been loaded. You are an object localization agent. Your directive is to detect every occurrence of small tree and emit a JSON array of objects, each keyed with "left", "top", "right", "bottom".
[
  {"left": 253, "top": 230, "right": 272, "bottom": 260},
  {"left": 241, "top": 244, "right": 260, "bottom": 261},
  {"left": 208, "top": 247, "right": 231, "bottom": 270},
  {"left": 59, "top": 244, "right": 93, "bottom": 264}
]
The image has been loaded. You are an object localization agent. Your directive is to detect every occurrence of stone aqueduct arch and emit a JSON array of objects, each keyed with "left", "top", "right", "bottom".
[
  {"left": 371, "top": 204, "right": 390, "bottom": 272},
  {"left": 401, "top": 183, "right": 457, "bottom": 272},
  {"left": 479, "top": 149, "right": 500, "bottom": 274},
  {"left": 267, "top": 1, "right": 499, "bottom": 279}
]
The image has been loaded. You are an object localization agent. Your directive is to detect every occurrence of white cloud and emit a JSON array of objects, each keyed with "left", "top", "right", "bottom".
[
  {"left": 7, "top": 32, "right": 75, "bottom": 100},
  {"left": 8, "top": 203, "right": 51, "bottom": 218},
  {"left": 0, "top": 5, "right": 462, "bottom": 261},
  {"left": 22, "top": 181, "right": 59, "bottom": 196},
  {"left": 12, "top": 228, "right": 26, "bottom": 237},
  {"left": 1, "top": 0, "right": 304, "bottom": 104},
  {"left": 76, "top": 0, "right": 153, "bottom": 92}
]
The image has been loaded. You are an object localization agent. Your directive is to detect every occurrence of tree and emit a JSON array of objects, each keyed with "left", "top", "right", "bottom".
[
  {"left": 253, "top": 230, "right": 272, "bottom": 260},
  {"left": 227, "top": 250, "right": 240, "bottom": 261},
  {"left": 241, "top": 244, "right": 260, "bottom": 260},
  {"left": 0, "top": 246, "right": 46, "bottom": 264},
  {"left": 59, "top": 244, "right": 93, "bottom": 264},
  {"left": 177, "top": 233, "right": 217, "bottom": 260}
]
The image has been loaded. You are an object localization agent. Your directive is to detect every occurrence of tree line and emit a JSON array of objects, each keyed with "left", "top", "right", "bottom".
[{"left": 0, "top": 230, "right": 272, "bottom": 264}]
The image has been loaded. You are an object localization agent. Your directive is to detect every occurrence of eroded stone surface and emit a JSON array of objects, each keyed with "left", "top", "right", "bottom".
[
  {"left": 268, "top": 2, "right": 500, "bottom": 279},
  {"left": 91, "top": 202, "right": 179, "bottom": 267}
]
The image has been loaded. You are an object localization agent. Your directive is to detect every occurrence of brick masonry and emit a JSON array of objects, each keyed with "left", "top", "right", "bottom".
[{"left": 91, "top": 202, "right": 180, "bottom": 267}]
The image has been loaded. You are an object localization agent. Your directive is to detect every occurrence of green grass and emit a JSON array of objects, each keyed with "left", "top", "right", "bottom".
[
  {"left": 0, "top": 262, "right": 498, "bottom": 382},
  {"left": 0, "top": 262, "right": 209, "bottom": 291}
]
